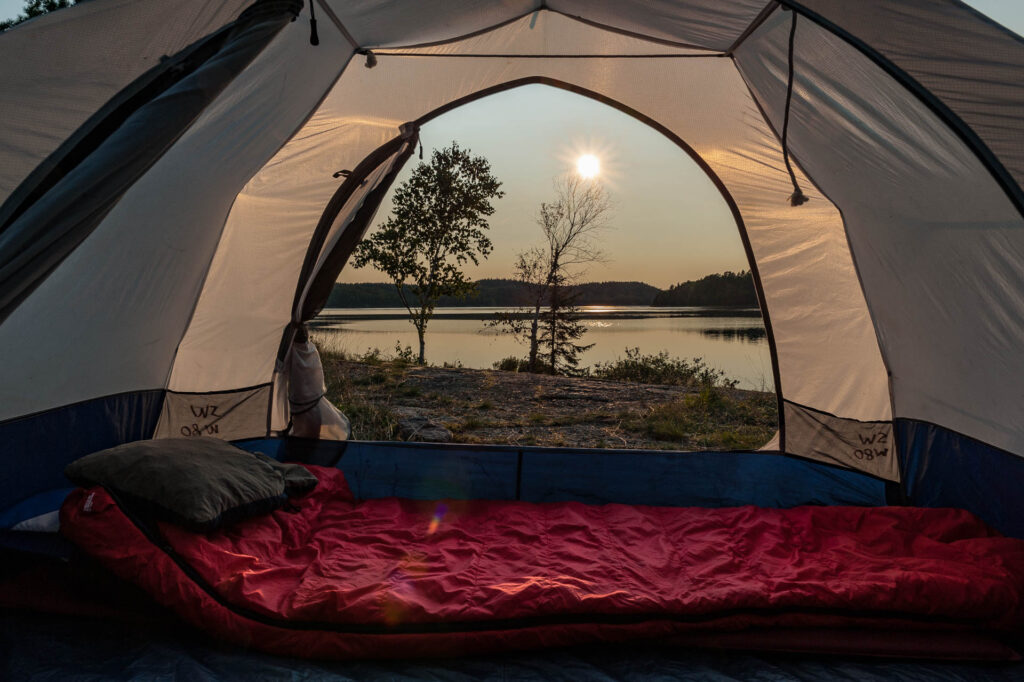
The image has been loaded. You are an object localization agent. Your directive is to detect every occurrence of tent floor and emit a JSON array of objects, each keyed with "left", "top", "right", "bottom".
[{"left": 4, "top": 609, "right": 1024, "bottom": 682}]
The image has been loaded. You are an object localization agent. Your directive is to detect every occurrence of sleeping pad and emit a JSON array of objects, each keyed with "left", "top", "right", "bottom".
[{"left": 60, "top": 465, "right": 1024, "bottom": 660}]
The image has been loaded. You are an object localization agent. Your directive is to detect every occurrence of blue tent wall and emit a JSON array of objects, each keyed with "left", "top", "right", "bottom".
[
  {"left": 897, "top": 419, "right": 1024, "bottom": 539},
  {"left": 249, "top": 439, "right": 887, "bottom": 509}
]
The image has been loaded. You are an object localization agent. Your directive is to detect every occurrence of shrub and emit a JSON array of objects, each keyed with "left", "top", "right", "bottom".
[
  {"left": 392, "top": 343, "right": 417, "bottom": 367},
  {"left": 492, "top": 356, "right": 528, "bottom": 372},
  {"left": 592, "top": 348, "right": 738, "bottom": 389}
]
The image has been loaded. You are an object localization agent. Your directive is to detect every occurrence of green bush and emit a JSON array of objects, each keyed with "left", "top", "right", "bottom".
[
  {"left": 493, "top": 356, "right": 529, "bottom": 372},
  {"left": 592, "top": 348, "right": 738, "bottom": 389}
]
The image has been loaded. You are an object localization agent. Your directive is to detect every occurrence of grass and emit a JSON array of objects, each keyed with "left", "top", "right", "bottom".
[
  {"left": 319, "top": 346, "right": 401, "bottom": 441},
  {"left": 621, "top": 386, "right": 776, "bottom": 450}
]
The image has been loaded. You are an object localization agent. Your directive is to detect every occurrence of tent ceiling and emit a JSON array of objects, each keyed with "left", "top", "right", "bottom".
[
  {"left": 374, "top": 11, "right": 711, "bottom": 56},
  {"left": 0, "top": 0, "right": 251, "bottom": 205},
  {"left": 323, "top": 0, "right": 770, "bottom": 52}
]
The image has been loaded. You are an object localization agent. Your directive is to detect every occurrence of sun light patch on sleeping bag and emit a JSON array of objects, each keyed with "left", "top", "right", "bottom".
[{"left": 60, "top": 466, "right": 1024, "bottom": 660}]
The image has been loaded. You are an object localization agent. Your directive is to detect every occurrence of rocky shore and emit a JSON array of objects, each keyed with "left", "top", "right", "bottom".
[{"left": 321, "top": 356, "right": 777, "bottom": 451}]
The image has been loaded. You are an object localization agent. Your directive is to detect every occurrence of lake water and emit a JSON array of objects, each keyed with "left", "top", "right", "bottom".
[{"left": 311, "top": 306, "right": 774, "bottom": 391}]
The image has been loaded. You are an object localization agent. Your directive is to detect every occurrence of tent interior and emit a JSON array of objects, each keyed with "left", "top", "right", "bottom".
[{"left": 2, "top": 0, "right": 1024, "bottom": 676}]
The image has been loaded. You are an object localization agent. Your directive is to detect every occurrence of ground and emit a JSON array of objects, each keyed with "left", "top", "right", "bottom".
[{"left": 320, "top": 352, "right": 778, "bottom": 451}]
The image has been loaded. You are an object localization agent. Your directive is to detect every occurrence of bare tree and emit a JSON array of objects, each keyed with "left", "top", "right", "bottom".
[
  {"left": 493, "top": 175, "right": 612, "bottom": 374},
  {"left": 489, "top": 247, "right": 548, "bottom": 371}
]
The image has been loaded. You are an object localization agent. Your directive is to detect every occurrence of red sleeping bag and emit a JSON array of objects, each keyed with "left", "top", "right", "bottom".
[{"left": 60, "top": 466, "right": 1024, "bottom": 660}]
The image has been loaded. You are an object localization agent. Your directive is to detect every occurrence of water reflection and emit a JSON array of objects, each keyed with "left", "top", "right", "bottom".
[
  {"left": 311, "top": 306, "right": 773, "bottom": 390},
  {"left": 700, "top": 327, "right": 766, "bottom": 342}
]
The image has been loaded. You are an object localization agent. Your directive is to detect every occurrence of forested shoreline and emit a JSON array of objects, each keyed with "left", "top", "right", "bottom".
[{"left": 326, "top": 271, "right": 758, "bottom": 308}]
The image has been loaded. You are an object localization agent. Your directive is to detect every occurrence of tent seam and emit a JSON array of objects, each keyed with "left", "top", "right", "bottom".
[
  {"left": 370, "top": 53, "right": 726, "bottom": 59},
  {"left": 725, "top": 0, "right": 779, "bottom": 56},
  {"left": 370, "top": 7, "right": 721, "bottom": 53}
]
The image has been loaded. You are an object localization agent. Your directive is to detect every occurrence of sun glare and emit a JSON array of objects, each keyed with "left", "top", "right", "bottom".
[{"left": 576, "top": 154, "right": 600, "bottom": 179}]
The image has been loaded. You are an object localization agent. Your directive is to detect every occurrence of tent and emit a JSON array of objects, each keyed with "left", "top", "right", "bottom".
[{"left": 1, "top": 0, "right": 1024, "bottom": 669}]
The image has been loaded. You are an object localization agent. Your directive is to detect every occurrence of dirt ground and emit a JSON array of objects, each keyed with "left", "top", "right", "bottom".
[{"left": 322, "top": 357, "right": 778, "bottom": 451}]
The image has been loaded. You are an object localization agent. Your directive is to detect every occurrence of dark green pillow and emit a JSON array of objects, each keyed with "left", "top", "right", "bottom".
[{"left": 64, "top": 438, "right": 318, "bottom": 532}]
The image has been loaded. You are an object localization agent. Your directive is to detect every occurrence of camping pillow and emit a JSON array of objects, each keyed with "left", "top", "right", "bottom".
[{"left": 64, "top": 438, "right": 318, "bottom": 532}]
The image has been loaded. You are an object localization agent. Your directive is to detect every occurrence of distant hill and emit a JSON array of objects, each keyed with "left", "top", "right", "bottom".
[
  {"left": 652, "top": 270, "right": 757, "bottom": 307},
  {"left": 325, "top": 279, "right": 662, "bottom": 308}
]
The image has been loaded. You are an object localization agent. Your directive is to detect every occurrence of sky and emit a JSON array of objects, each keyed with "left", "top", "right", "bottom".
[
  {"left": 2, "top": 1, "right": 1022, "bottom": 288},
  {"left": 343, "top": 86, "right": 744, "bottom": 289}
]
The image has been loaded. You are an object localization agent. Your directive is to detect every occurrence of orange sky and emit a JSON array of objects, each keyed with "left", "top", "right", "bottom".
[{"left": 340, "top": 84, "right": 748, "bottom": 290}]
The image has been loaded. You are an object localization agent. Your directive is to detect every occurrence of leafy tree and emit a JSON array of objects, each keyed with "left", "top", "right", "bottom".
[
  {"left": 351, "top": 142, "right": 503, "bottom": 363},
  {"left": 1, "top": 0, "right": 76, "bottom": 30}
]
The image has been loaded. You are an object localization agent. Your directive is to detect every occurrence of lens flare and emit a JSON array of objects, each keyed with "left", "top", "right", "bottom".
[
  {"left": 576, "top": 154, "right": 600, "bottom": 179},
  {"left": 427, "top": 502, "right": 448, "bottom": 535}
]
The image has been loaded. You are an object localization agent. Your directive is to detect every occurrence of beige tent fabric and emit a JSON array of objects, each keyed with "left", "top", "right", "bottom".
[
  {"left": 368, "top": 11, "right": 708, "bottom": 56},
  {"left": 319, "top": 0, "right": 765, "bottom": 52},
  {"left": 797, "top": 0, "right": 1024, "bottom": 199},
  {"left": 737, "top": 10, "right": 1024, "bottom": 460},
  {"left": 0, "top": 0, "right": 251, "bottom": 202},
  {"left": 0, "top": 18, "right": 353, "bottom": 422},
  {"left": 545, "top": 0, "right": 768, "bottom": 51},
  {"left": 166, "top": 11, "right": 893, "bottom": 476}
]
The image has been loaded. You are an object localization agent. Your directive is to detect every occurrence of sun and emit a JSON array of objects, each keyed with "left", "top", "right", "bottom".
[{"left": 576, "top": 154, "right": 600, "bottom": 179}]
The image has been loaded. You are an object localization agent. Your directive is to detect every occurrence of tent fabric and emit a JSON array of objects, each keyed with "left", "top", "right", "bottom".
[
  {"left": 0, "top": 391, "right": 164, "bottom": 515},
  {"left": 735, "top": 10, "right": 1024, "bottom": 460},
  {"left": 795, "top": 0, "right": 1024, "bottom": 201},
  {"left": 0, "top": 1, "right": 1023, "bottom": 531},
  {"left": 167, "top": 8, "right": 892, "bottom": 474},
  {"left": 328, "top": 440, "right": 888, "bottom": 509},
  {"left": 0, "top": 1, "right": 351, "bottom": 424},
  {"left": 0, "top": 0, "right": 252, "bottom": 203},
  {"left": 60, "top": 466, "right": 1024, "bottom": 659},
  {"left": 897, "top": 418, "right": 1024, "bottom": 540},
  {"left": 0, "top": 0, "right": 302, "bottom": 324}
]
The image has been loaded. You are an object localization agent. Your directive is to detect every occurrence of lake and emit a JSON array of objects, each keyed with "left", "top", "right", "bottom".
[{"left": 310, "top": 306, "right": 773, "bottom": 391}]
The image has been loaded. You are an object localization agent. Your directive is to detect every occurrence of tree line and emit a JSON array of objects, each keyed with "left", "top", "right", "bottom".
[
  {"left": 328, "top": 273, "right": 756, "bottom": 309},
  {"left": 326, "top": 279, "right": 660, "bottom": 308},
  {"left": 1, "top": 0, "right": 75, "bottom": 31},
  {"left": 651, "top": 271, "right": 757, "bottom": 307}
]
